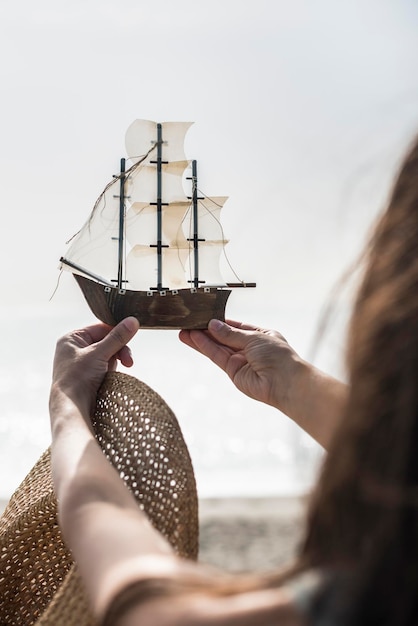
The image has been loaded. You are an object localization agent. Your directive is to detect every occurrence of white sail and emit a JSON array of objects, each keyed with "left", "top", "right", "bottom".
[
  {"left": 182, "top": 196, "right": 228, "bottom": 241},
  {"left": 186, "top": 241, "right": 228, "bottom": 287},
  {"left": 127, "top": 161, "right": 190, "bottom": 205},
  {"left": 126, "top": 245, "right": 190, "bottom": 290},
  {"left": 161, "top": 202, "right": 192, "bottom": 247},
  {"left": 125, "top": 120, "right": 193, "bottom": 164},
  {"left": 61, "top": 179, "right": 122, "bottom": 284},
  {"left": 61, "top": 119, "right": 231, "bottom": 291},
  {"left": 180, "top": 196, "right": 229, "bottom": 286},
  {"left": 123, "top": 124, "right": 193, "bottom": 289},
  {"left": 125, "top": 202, "right": 190, "bottom": 248}
]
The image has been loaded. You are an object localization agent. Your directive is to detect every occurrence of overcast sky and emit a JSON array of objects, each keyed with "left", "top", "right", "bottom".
[{"left": 1, "top": 0, "right": 418, "bottom": 361}]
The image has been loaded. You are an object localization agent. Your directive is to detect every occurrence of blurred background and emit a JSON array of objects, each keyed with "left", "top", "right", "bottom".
[{"left": 1, "top": 0, "right": 418, "bottom": 499}]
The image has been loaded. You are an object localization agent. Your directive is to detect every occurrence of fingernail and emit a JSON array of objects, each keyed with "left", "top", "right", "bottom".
[{"left": 123, "top": 317, "right": 140, "bottom": 332}]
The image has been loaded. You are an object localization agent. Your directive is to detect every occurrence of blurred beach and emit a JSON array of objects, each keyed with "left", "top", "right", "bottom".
[
  {"left": 0, "top": 494, "right": 306, "bottom": 573},
  {"left": 199, "top": 496, "right": 306, "bottom": 572}
]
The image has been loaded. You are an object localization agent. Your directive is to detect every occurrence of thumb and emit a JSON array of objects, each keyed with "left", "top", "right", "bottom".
[
  {"left": 208, "top": 319, "right": 249, "bottom": 349},
  {"left": 96, "top": 317, "right": 140, "bottom": 361}
]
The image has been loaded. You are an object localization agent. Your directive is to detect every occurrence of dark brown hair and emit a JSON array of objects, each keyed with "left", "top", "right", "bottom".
[
  {"left": 301, "top": 137, "right": 418, "bottom": 623},
  {"left": 157, "top": 139, "right": 418, "bottom": 624}
]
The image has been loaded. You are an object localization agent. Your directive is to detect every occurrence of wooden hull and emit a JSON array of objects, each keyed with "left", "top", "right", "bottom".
[{"left": 74, "top": 275, "right": 231, "bottom": 329}]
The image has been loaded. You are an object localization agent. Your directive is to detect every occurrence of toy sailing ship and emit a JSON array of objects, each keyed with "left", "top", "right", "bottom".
[{"left": 60, "top": 119, "right": 255, "bottom": 329}]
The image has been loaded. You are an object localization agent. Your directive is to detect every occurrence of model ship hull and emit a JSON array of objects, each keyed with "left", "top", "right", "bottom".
[{"left": 74, "top": 275, "right": 231, "bottom": 329}]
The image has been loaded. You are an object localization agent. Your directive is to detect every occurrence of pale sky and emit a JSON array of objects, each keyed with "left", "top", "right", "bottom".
[
  {"left": 1, "top": 0, "right": 417, "bottom": 325},
  {"left": 1, "top": 0, "right": 418, "bottom": 367},
  {"left": 1, "top": 0, "right": 418, "bottom": 497}
]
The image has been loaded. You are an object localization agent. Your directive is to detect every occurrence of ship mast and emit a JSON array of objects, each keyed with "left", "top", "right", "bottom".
[
  {"left": 188, "top": 160, "right": 204, "bottom": 289},
  {"left": 117, "top": 158, "right": 126, "bottom": 290},
  {"left": 150, "top": 123, "right": 168, "bottom": 290}
]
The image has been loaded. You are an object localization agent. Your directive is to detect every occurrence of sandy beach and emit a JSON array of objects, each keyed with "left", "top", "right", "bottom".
[
  {"left": 0, "top": 495, "right": 306, "bottom": 574},
  {"left": 199, "top": 496, "right": 306, "bottom": 573}
]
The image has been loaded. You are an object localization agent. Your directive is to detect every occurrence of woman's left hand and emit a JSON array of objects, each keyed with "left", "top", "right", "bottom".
[{"left": 51, "top": 317, "right": 140, "bottom": 415}]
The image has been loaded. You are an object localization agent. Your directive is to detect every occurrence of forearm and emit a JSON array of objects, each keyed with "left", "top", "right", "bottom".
[
  {"left": 50, "top": 384, "right": 97, "bottom": 511},
  {"left": 50, "top": 385, "right": 175, "bottom": 616},
  {"left": 279, "top": 359, "right": 348, "bottom": 449},
  {"left": 110, "top": 585, "right": 297, "bottom": 626}
]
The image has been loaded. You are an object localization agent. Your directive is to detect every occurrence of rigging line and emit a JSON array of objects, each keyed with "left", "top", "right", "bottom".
[
  {"left": 124, "top": 142, "right": 159, "bottom": 182},
  {"left": 49, "top": 269, "right": 63, "bottom": 301},
  {"left": 179, "top": 202, "right": 194, "bottom": 248},
  {"left": 172, "top": 207, "right": 189, "bottom": 270},
  {"left": 196, "top": 187, "right": 244, "bottom": 284},
  {"left": 183, "top": 181, "right": 241, "bottom": 285},
  {"left": 171, "top": 201, "right": 193, "bottom": 280},
  {"left": 176, "top": 202, "right": 194, "bottom": 283},
  {"left": 196, "top": 187, "right": 225, "bottom": 209},
  {"left": 65, "top": 143, "right": 158, "bottom": 245},
  {"left": 65, "top": 176, "right": 114, "bottom": 244}
]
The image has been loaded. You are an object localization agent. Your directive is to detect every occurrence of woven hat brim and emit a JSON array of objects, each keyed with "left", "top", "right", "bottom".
[{"left": 0, "top": 372, "right": 198, "bottom": 626}]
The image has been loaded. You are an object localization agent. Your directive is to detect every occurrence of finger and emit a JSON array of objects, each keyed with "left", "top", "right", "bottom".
[
  {"left": 94, "top": 317, "right": 140, "bottom": 361},
  {"left": 108, "top": 356, "right": 118, "bottom": 372},
  {"left": 178, "top": 329, "right": 204, "bottom": 351},
  {"left": 117, "top": 345, "right": 134, "bottom": 368},
  {"left": 186, "top": 328, "right": 235, "bottom": 372},
  {"left": 179, "top": 328, "right": 231, "bottom": 355},
  {"left": 79, "top": 323, "right": 114, "bottom": 345},
  {"left": 207, "top": 319, "right": 252, "bottom": 350},
  {"left": 179, "top": 329, "right": 210, "bottom": 356},
  {"left": 225, "top": 319, "right": 263, "bottom": 332}
]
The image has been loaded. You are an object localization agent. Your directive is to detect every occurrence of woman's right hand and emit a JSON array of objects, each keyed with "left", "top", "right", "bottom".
[
  {"left": 179, "top": 319, "right": 347, "bottom": 448},
  {"left": 179, "top": 319, "right": 303, "bottom": 415}
]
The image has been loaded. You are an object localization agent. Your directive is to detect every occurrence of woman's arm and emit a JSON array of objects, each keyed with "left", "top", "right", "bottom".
[
  {"left": 49, "top": 318, "right": 181, "bottom": 618},
  {"left": 179, "top": 319, "right": 347, "bottom": 449},
  {"left": 49, "top": 318, "right": 304, "bottom": 625},
  {"left": 110, "top": 585, "right": 301, "bottom": 626}
]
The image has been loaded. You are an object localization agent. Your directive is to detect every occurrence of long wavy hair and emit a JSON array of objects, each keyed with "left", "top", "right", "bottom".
[
  {"left": 300, "top": 137, "right": 418, "bottom": 623},
  {"left": 164, "top": 139, "right": 418, "bottom": 625}
]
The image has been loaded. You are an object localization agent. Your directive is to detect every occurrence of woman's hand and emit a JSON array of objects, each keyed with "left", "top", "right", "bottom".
[
  {"left": 49, "top": 316, "right": 141, "bottom": 531},
  {"left": 179, "top": 319, "right": 302, "bottom": 414},
  {"left": 179, "top": 319, "right": 347, "bottom": 448},
  {"left": 51, "top": 317, "right": 140, "bottom": 416}
]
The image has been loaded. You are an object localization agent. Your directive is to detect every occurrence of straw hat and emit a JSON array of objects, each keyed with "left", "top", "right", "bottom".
[{"left": 0, "top": 372, "right": 199, "bottom": 625}]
